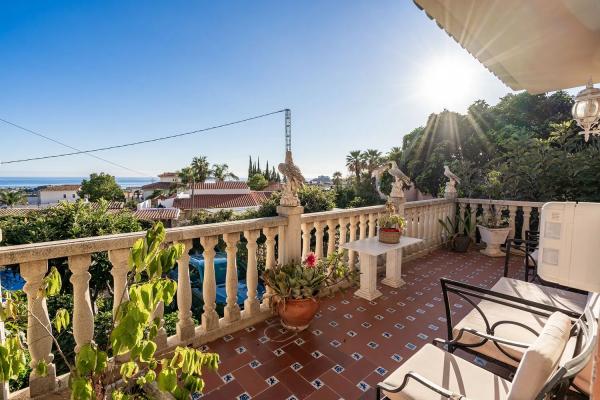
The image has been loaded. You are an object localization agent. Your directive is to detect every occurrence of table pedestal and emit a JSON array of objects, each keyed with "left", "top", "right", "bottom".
[
  {"left": 381, "top": 248, "right": 405, "bottom": 288},
  {"left": 354, "top": 254, "right": 383, "bottom": 301}
]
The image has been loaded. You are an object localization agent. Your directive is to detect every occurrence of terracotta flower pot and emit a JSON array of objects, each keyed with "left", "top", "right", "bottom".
[
  {"left": 378, "top": 228, "right": 402, "bottom": 244},
  {"left": 277, "top": 298, "right": 320, "bottom": 332}
]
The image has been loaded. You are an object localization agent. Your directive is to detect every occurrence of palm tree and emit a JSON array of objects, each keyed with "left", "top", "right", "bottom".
[
  {"left": 332, "top": 171, "right": 343, "bottom": 186},
  {"left": 211, "top": 164, "right": 239, "bottom": 182},
  {"left": 346, "top": 150, "right": 364, "bottom": 182},
  {"left": 190, "top": 156, "right": 210, "bottom": 183},
  {"left": 0, "top": 190, "right": 27, "bottom": 208},
  {"left": 387, "top": 146, "right": 402, "bottom": 164},
  {"left": 364, "top": 149, "right": 383, "bottom": 175}
]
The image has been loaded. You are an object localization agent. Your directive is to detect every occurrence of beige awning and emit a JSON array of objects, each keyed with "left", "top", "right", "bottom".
[{"left": 413, "top": 0, "right": 600, "bottom": 94}]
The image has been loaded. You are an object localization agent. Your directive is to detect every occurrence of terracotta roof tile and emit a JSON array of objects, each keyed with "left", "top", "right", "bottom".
[
  {"left": 141, "top": 182, "right": 172, "bottom": 190},
  {"left": 173, "top": 192, "right": 268, "bottom": 210},
  {"left": 40, "top": 185, "right": 80, "bottom": 192},
  {"left": 191, "top": 181, "right": 248, "bottom": 190},
  {"left": 0, "top": 208, "right": 36, "bottom": 217},
  {"left": 134, "top": 208, "right": 180, "bottom": 221}
]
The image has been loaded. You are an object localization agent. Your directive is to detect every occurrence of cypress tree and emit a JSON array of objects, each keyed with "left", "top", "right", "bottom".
[{"left": 248, "top": 156, "right": 253, "bottom": 178}]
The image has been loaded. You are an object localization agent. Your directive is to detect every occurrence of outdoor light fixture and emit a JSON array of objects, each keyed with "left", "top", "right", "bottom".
[{"left": 572, "top": 79, "right": 600, "bottom": 141}]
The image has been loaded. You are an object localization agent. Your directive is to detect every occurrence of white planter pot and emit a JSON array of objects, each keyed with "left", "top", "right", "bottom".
[{"left": 477, "top": 225, "right": 510, "bottom": 257}]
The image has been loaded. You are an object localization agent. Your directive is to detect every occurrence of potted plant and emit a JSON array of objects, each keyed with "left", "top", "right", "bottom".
[
  {"left": 262, "top": 251, "right": 356, "bottom": 331},
  {"left": 378, "top": 203, "right": 407, "bottom": 244},
  {"left": 477, "top": 209, "right": 510, "bottom": 257},
  {"left": 439, "top": 211, "right": 475, "bottom": 252}
]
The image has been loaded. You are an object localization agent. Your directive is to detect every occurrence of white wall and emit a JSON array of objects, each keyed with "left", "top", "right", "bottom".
[{"left": 39, "top": 190, "right": 79, "bottom": 205}]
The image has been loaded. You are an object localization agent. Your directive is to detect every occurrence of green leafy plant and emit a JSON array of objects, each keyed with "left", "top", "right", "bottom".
[
  {"left": 0, "top": 223, "right": 219, "bottom": 399},
  {"left": 262, "top": 251, "right": 357, "bottom": 301},
  {"left": 378, "top": 214, "right": 407, "bottom": 230},
  {"left": 477, "top": 209, "right": 509, "bottom": 229},
  {"left": 439, "top": 212, "right": 475, "bottom": 251}
]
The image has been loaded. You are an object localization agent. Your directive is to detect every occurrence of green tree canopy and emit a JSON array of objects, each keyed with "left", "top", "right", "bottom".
[
  {"left": 247, "top": 173, "right": 268, "bottom": 191},
  {"left": 0, "top": 190, "right": 27, "bottom": 208},
  {"left": 79, "top": 173, "right": 125, "bottom": 202}
]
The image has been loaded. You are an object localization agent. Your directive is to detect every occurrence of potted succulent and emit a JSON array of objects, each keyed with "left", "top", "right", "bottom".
[
  {"left": 262, "top": 251, "right": 356, "bottom": 331},
  {"left": 439, "top": 212, "right": 475, "bottom": 252},
  {"left": 378, "top": 203, "right": 407, "bottom": 244},
  {"left": 477, "top": 209, "right": 510, "bottom": 257}
]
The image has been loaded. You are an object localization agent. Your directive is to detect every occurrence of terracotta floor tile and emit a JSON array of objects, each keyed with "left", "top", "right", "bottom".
[
  {"left": 198, "top": 249, "right": 528, "bottom": 398},
  {"left": 232, "top": 365, "right": 269, "bottom": 396},
  {"left": 305, "top": 385, "right": 339, "bottom": 400}
]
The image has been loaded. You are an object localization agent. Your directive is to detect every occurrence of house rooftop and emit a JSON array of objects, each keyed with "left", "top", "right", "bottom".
[
  {"left": 173, "top": 192, "right": 269, "bottom": 210},
  {"left": 191, "top": 181, "right": 249, "bottom": 190},
  {"left": 39, "top": 184, "right": 81, "bottom": 191},
  {"left": 133, "top": 207, "right": 180, "bottom": 221}
]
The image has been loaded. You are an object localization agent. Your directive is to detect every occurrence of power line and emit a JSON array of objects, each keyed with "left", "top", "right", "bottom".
[
  {"left": 0, "top": 109, "right": 287, "bottom": 165},
  {"left": 0, "top": 117, "right": 150, "bottom": 176}
]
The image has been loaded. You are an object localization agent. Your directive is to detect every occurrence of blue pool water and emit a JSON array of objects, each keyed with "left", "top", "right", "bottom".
[{"left": 0, "top": 270, "right": 25, "bottom": 291}]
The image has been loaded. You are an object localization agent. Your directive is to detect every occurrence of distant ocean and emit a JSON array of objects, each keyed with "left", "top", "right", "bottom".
[{"left": 0, "top": 177, "right": 156, "bottom": 189}]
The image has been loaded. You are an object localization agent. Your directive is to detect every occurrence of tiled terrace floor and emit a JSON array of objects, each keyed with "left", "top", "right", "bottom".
[{"left": 199, "top": 249, "right": 525, "bottom": 400}]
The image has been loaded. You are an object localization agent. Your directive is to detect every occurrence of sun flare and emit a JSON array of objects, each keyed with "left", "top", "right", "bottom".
[{"left": 417, "top": 55, "right": 480, "bottom": 111}]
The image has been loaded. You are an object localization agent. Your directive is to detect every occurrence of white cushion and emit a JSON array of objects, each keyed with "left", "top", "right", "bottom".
[
  {"left": 507, "top": 312, "right": 572, "bottom": 400},
  {"left": 382, "top": 344, "right": 511, "bottom": 400}
]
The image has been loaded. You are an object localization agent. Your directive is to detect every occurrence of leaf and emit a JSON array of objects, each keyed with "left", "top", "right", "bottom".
[
  {"left": 157, "top": 366, "right": 177, "bottom": 392},
  {"left": 75, "top": 343, "right": 97, "bottom": 375},
  {"left": 53, "top": 308, "right": 71, "bottom": 333},
  {"left": 70, "top": 377, "right": 93, "bottom": 400},
  {"left": 139, "top": 341, "right": 157, "bottom": 363},
  {"left": 42, "top": 267, "right": 62, "bottom": 297},
  {"left": 120, "top": 361, "right": 139, "bottom": 381},
  {"left": 35, "top": 359, "right": 48, "bottom": 377}
]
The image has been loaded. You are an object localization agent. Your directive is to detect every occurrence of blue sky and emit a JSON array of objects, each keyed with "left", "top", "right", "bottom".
[{"left": 1, "top": 1, "right": 516, "bottom": 178}]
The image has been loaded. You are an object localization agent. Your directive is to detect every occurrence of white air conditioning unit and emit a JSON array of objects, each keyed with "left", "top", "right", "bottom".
[{"left": 538, "top": 202, "right": 600, "bottom": 292}]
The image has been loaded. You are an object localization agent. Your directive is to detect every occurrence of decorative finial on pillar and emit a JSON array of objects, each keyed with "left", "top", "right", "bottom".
[{"left": 278, "top": 150, "right": 305, "bottom": 207}]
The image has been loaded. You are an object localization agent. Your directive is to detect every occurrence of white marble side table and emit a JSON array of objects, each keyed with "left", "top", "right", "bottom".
[{"left": 341, "top": 236, "right": 423, "bottom": 301}]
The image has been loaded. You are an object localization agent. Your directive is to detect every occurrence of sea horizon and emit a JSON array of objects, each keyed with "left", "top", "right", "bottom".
[{"left": 0, "top": 176, "right": 156, "bottom": 189}]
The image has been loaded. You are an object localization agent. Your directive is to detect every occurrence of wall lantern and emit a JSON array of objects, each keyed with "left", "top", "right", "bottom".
[{"left": 572, "top": 80, "right": 600, "bottom": 141}]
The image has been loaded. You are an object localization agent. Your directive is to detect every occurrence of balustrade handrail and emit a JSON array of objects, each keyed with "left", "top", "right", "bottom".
[
  {"left": 0, "top": 216, "right": 287, "bottom": 265},
  {"left": 300, "top": 204, "right": 386, "bottom": 223},
  {"left": 404, "top": 198, "right": 454, "bottom": 208},
  {"left": 457, "top": 198, "right": 545, "bottom": 208}
]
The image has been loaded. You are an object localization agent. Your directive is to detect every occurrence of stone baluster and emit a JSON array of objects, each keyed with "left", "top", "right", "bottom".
[
  {"left": 326, "top": 219, "right": 337, "bottom": 256},
  {"left": 457, "top": 203, "right": 465, "bottom": 234},
  {"left": 417, "top": 207, "right": 425, "bottom": 253},
  {"left": 368, "top": 213, "right": 376, "bottom": 238},
  {"left": 68, "top": 254, "right": 94, "bottom": 353},
  {"left": 359, "top": 214, "right": 367, "bottom": 240},
  {"left": 522, "top": 206, "right": 532, "bottom": 238},
  {"left": 348, "top": 215, "right": 358, "bottom": 269},
  {"left": 176, "top": 240, "right": 195, "bottom": 342},
  {"left": 21, "top": 260, "right": 56, "bottom": 396},
  {"left": 223, "top": 233, "right": 241, "bottom": 324},
  {"left": 243, "top": 229, "right": 261, "bottom": 318},
  {"left": 314, "top": 221, "right": 324, "bottom": 259},
  {"left": 338, "top": 218, "right": 348, "bottom": 248},
  {"left": 301, "top": 222, "right": 312, "bottom": 259},
  {"left": 434, "top": 204, "right": 443, "bottom": 246},
  {"left": 108, "top": 249, "right": 130, "bottom": 319},
  {"left": 200, "top": 236, "right": 219, "bottom": 332},
  {"left": 277, "top": 225, "right": 286, "bottom": 265},
  {"left": 469, "top": 203, "right": 478, "bottom": 241},
  {"left": 508, "top": 205, "right": 518, "bottom": 239},
  {"left": 262, "top": 227, "right": 278, "bottom": 309}
]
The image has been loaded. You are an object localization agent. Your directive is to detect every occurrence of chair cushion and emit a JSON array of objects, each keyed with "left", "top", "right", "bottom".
[
  {"left": 451, "top": 277, "right": 586, "bottom": 367},
  {"left": 507, "top": 312, "right": 571, "bottom": 400},
  {"left": 381, "top": 344, "right": 511, "bottom": 400}
]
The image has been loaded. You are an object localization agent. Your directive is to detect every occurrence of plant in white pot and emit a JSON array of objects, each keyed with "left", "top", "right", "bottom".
[{"left": 477, "top": 210, "right": 510, "bottom": 257}]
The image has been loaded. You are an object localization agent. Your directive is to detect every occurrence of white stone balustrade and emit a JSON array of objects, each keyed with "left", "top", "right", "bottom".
[{"left": 0, "top": 199, "right": 483, "bottom": 399}]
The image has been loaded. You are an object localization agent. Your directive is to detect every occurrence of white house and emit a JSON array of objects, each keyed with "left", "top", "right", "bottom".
[
  {"left": 38, "top": 185, "right": 81, "bottom": 205},
  {"left": 158, "top": 172, "right": 180, "bottom": 184}
]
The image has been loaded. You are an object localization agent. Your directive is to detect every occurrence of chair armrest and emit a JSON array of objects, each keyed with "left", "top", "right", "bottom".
[
  {"left": 378, "top": 371, "right": 464, "bottom": 399},
  {"left": 433, "top": 327, "right": 531, "bottom": 349}
]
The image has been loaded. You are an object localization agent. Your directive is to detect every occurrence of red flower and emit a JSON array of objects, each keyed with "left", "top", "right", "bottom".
[{"left": 304, "top": 252, "right": 317, "bottom": 268}]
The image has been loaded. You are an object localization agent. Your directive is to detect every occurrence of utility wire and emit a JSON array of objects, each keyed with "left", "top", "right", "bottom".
[
  {"left": 0, "top": 109, "right": 287, "bottom": 165},
  {"left": 0, "top": 117, "right": 150, "bottom": 176}
]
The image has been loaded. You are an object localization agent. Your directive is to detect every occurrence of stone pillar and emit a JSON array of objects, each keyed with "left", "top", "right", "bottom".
[
  {"left": 21, "top": 260, "right": 56, "bottom": 397},
  {"left": 368, "top": 214, "right": 376, "bottom": 238},
  {"left": 223, "top": 233, "right": 241, "bottom": 324},
  {"left": 262, "top": 227, "right": 278, "bottom": 309},
  {"left": 68, "top": 254, "right": 94, "bottom": 353},
  {"left": 200, "top": 236, "right": 219, "bottom": 332},
  {"left": 242, "top": 230, "right": 261, "bottom": 318},
  {"left": 508, "top": 205, "right": 518, "bottom": 239},
  {"left": 176, "top": 240, "right": 195, "bottom": 342},
  {"left": 277, "top": 205, "right": 304, "bottom": 265},
  {"left": 522, "top": 206, "right": 532, "bottom": 238}
]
